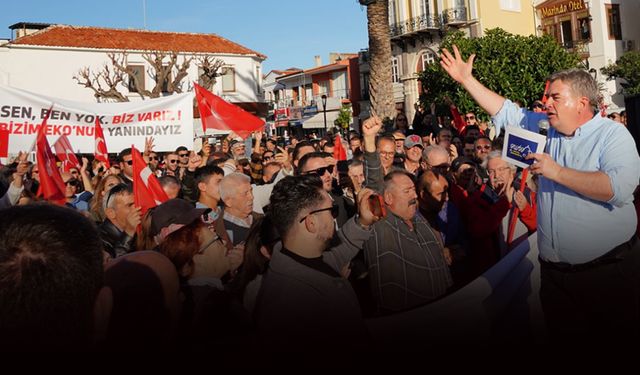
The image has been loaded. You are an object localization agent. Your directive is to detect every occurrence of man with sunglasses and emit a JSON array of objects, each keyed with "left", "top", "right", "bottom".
[
  {"left": 175, "top": 146, "right": 190, "bottom": 169},
  {"left": 297, "top": 152, "right": 349, "bottom": 227},
  {"left": 256, "top": 174, "right": 378, "bottom": 349},
  {"left": 117, "top": 148, "right": 135, "bottom": 187},
  {"left": 162, "top": 152, "right": 182, "bottom": 179}
]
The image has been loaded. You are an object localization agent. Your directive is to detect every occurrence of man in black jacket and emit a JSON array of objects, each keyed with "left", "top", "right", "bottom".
[{"left": 99, "top": 183, "right": 141, "bottom": 258}]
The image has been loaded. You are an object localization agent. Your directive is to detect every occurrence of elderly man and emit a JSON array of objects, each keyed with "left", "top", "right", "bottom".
[
  {"left": 219, "top": 172, "right": 260, "bottom": 245},
  {"left": 442, "top": 45, "right": 640, "bottom": 341},
  {"left": 99, "top": 183, "right": 141, "bottom": 258},
  {"left": 364, "top": 169, "right": 452, "bottom": 313},
  {"left": 255, "top": 174, "right": 377, "bottom": 349}
]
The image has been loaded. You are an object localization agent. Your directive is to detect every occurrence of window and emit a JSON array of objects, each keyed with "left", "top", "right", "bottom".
[
  {"left": 158, "top": 65, "right": 171, "bottom": 93},
  {"left": 389, "top": 0, "right": 397, "bottom": 24},
  {"left": 332, "top": 71, "right": 348, "bottom": 98},
  {"left": 318, "top": 80, "right": 330, "bottom": 96},
  {"left": 392, "top": 56, "right": 400, "bottom": 83},
  {"left": 578, "top": 16, "right": 591, "bottom": 41},
  {"left": 606, "top": 4, "right": 622, "bottom": 40},
  {"left": 560, "top": 20, "right": 573, "bottom": 47},
  {"left": 500, "top": 0, "right": 521, "bottom": 12},
  {"left": 361, "top": 73, "right": 370, "bottom": 100},
  {"left": 127, "top": 65, "right": 145, "bottom": 92},
  {"left": 221, "top": 67, "right": 236, "bottom": 92},
  {"left": 419, "top": 0, "right": 430, "bottom": 16},
  {"left": 419, "top": 50, "right": 437, "bottom": 71}
]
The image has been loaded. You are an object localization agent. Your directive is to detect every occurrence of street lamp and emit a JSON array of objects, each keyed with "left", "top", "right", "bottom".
[{"left": 321, "top": 94, "right": 328, "bottom": 135}]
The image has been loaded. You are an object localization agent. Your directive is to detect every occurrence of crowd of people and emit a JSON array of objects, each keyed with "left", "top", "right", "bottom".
[{"left": 1, "top": 45, "right": 639, "bottom": 351}]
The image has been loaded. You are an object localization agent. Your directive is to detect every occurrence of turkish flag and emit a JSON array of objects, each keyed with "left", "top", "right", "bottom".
[
  {"left": 53, "top": 134, "right": 81, "bottom": 173},
  {"left": 36, "top": 109, "right": 66, "bottom": 204},
  {"left": 94, "top": 117, "right": 111, "bottom": 168},
  {"left": 131, "top": 145, "right": 168, "bottom": 214},
  {"left": 333, "top": 134, "right": 347, "bottom": 161},
  {"left": 194, "top": 82, "right": 264, "bottom": 139},
  {"left": 0, "top": 129, "right": 8, "bottom": 158}
]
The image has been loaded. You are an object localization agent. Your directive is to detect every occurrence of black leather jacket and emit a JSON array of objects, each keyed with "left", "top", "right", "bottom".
[{"left": 99, "top": 219, "right": 136, "bottom": 258}]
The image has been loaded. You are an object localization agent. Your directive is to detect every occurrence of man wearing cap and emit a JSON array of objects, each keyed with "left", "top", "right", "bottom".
[
  {"left": 229, "top": 138, "right": 247, "bottom": 160},
  {"left": 403, "top": 134, "right": 424, "bottom": 176},
  {"left": 149, "top": 198, "right": 211, "bottom": 246}
]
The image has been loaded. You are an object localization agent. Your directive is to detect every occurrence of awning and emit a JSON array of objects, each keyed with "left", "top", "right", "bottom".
[{"left": 302, "top": 111, "right": 339, "bottom": 129}]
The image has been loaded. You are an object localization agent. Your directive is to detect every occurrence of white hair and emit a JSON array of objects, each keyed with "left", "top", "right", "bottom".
[
  {"left": 483, "top": 150, "right": 516, "bottom": 172},
  {"left": 422, "top": 145, "right": 449, "bottom": 164},
  {"left": 219, "top": 172, "right": 251, "bottom": 201}
]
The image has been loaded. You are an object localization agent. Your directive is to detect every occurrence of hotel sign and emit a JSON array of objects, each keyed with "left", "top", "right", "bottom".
[{"left": 539, "top": 0, "right": 586, "bottom": 18}]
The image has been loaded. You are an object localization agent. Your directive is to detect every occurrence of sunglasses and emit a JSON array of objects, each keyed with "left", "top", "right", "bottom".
[
  {"left": 105, "top": 183, "right": 130, "bottom": 208},
  {"left": 65, "top": 179, "right": 80, "bottom": 187},
  {"left": 124, "top": 160, "right": 133, "bottom": 166},
  {"left": 149, "top": 156, "right": 158, "bottom": 161},
  {"left": 430, "top": 164, "right": 450, "bottom": 175},
  {"left": 167, "top": 159, "right": 178, "bottom": 164},
  {"left": 299, "top": 203, "right": 339, "bottom": 223},
  {"left": 476, "top": 145, "right": 491, "bottom": 150},
  {"left": 465, "top": 116, "right": 475, "bottom": 120},
  {"left": 303, "top": 165, "right": 334, "bottom": 176},
  {"left": 179, "top": 153, "right": 189, "bottom": 157}
]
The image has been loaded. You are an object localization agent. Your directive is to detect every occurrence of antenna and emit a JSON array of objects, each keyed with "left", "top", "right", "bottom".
[{"left": 143, "top": 0, "right": 147, "bottom": 29}]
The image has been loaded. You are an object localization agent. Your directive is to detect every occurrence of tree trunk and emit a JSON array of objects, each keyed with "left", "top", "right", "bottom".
[{"left": 367, "top": 0, "right": 395, "bottom": 120}]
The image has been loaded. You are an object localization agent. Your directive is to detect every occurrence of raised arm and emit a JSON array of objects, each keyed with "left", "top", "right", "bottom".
[{"left": 440, "top": 45, "right": 505, "bottom": 116}]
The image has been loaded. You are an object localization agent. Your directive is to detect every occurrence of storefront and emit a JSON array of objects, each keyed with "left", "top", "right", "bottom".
[{"left": 536, "top": 0, "right": 591, "bottom": 57}]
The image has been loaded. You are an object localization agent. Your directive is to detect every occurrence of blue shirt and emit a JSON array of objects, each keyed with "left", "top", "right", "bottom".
[{"left": 493, "top": 100, "right": 640, "bottom": 264}]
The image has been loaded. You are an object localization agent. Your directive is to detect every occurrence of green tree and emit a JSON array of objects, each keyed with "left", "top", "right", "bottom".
[
  {"left": 334, "top": 104, "right": 353, "bottom": 135},
  {"left": 418, "top": 28, "right": 581, "bottom": 118},
  {"left": 601, "top": 51, "right": 640, "bottom": 97}
]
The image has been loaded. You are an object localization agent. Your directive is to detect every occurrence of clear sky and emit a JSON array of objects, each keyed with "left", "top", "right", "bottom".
[{"left": 1, "top": 0, "right": 369, "bottom": 73}]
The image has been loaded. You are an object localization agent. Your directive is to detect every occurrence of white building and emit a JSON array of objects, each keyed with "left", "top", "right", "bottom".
[
  {"left": 534, "top": 0, "right": 640, "bottom": 111},
  {"left": 0, "top": 22, "right": 267, "bottom": 118}
]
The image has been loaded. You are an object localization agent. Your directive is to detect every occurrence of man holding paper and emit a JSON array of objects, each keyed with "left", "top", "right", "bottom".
[{"left": 440, "top": 45, "right": 640, "bottom": 342}]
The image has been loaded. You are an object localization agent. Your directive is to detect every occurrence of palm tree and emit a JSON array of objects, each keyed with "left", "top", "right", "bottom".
[{"left": 362, "top": 0, "right": 395, "bottom": 121}]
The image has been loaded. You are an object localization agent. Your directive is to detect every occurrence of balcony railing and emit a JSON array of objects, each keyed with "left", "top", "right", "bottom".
[
  {"left": 390, "top": 13, "right": 441, "bottom": 38},
  {"left": 442, "top": 7, "right": 468, "bottom": 25},
  {"left": 563, "top": 39, "right": 590, "bottom": 55}
]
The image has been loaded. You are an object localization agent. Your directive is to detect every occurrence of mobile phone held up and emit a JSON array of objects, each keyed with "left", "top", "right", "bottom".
[{"left": 368, "top": 194, "right": 386, "bottom": 218}]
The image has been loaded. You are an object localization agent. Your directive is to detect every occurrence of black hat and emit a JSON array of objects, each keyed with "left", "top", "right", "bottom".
[
  {"left": 150, "top": 199, "right": 211, "bottom": 239},
  {"left": 451, "top": 156, "right": 476, "bottom": 172}
]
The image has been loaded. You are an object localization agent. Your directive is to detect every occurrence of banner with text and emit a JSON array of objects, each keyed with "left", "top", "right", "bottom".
[{"left": 0, "top": 85, "right": 194, "bottom": 154}]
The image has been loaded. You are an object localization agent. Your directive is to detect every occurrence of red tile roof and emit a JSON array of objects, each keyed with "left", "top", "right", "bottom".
[{"left": 10, "top": 24, "right": 266, "bottom": 59}]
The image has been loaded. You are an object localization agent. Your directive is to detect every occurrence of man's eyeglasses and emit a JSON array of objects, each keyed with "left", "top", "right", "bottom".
[
  {"left": 299, "top": 204, "right": 339, "bottom": 223},
  {"left": 465, "top": 115, "right": 476, "bottom": 120},
  {"left": 476, "top": 145, "right": 491, "bottom": 150},
  {"left": 303, "top": 165, "right": 334, "bottom": 176},
  {"left": 178, "top": 153, "right": 189, "bottom": 158},
  {"left": 167, "top": 159, "right": 178, "bottom": 164},
  {"left": 149, "top": 156, "right": 158, "bottom": 161},
  {"left": 124, "top": 160, "right": 133, "bottom": 166},
  {"left": 197, "top": 233, "right": 223, "bottom": 254},
  {"left": 379, "top": 151, "right": 395, "bottom": 158}
]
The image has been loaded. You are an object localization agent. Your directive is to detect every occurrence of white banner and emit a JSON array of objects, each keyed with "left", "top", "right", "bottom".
[{"left": 0, "top": 85, "right": 194, "bottom": 154}]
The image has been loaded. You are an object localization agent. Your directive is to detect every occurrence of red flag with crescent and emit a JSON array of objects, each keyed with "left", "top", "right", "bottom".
[
  {"left": 36, "top": 107, "right": 66, "bottom": 204},
  {"left": 194, "top": 82, "right": 264, "bottom": 139},
  {"left": 94, "top": 117, "right": 110, "bottom": 168},
  {"left": 53, "top": 134, "right": 81, "bottom": 173},
  {"left": 131, "top": 144, "right": 168, "bottom": 215}
]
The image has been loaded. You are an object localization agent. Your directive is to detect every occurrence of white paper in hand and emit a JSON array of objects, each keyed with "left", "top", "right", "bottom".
[
  {"left": 193, "top": 138, "right": 203, "bottom": 154},
  {"left": 501, "top": 126, "right": 547, "bottom": 169}
]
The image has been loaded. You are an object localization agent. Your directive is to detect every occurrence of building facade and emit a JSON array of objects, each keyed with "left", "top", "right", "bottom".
[
  {"left": 534, "top": 0, "right": 640, "bottom": 111},
  {"left": 268, "top": 53, "right": 361, "bottom": 137},
  {"left": 0, "top": 22, "right": 267, "bottom": 131}
]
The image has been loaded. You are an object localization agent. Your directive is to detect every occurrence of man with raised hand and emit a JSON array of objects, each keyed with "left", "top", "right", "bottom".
[{"left": 440, "top": 44, "right": 640, "bottom": 342}]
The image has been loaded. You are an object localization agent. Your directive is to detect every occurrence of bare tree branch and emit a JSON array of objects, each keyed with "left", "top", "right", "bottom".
[{"left": 196, "top": 55, "right": 225, "bottom": 91}]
